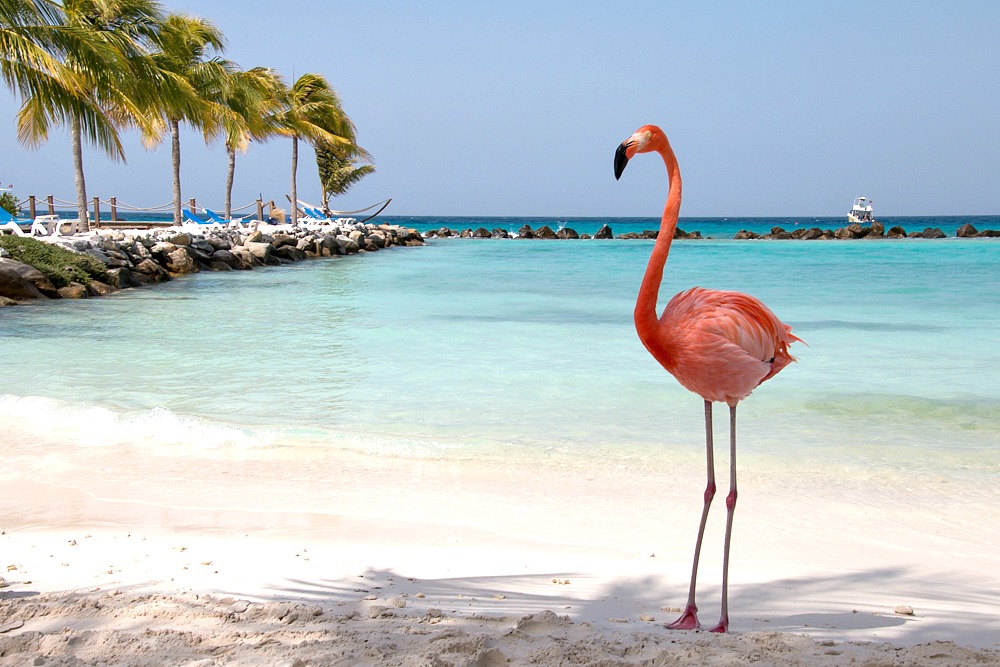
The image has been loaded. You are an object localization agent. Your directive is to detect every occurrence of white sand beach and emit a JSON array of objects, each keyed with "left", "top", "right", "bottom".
[{"left": 2, "top": 435, "right": 999, "bottom": 666}]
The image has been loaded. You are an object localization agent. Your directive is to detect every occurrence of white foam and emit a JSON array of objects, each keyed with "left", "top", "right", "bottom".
[{"left": 0, "top": 394, "right": 277, "bottom": 450}]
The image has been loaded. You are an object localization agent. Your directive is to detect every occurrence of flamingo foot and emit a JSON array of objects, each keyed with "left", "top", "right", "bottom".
[
  {"left": 706, "top": 617, "right": 729, "bottom": 633},
  {"left": 666, "top": 605, "right": 700, "bottom": 630}
]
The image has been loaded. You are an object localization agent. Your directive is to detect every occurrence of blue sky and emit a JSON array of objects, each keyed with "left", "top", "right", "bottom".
[{"left": 2, "top": 1, "right": 999, "bottom": 217}]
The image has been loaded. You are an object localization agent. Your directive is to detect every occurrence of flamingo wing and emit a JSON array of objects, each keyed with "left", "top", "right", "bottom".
[{"left": 658, "top": 288, "right": 799, "bottom": 404}]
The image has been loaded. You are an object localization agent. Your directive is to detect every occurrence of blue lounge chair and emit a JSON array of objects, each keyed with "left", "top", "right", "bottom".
[
  {"left": 202, "top": 208, "right": 246, "bottom": 229},
  {"left": 182, "top": 207, "right": 223, "bottom": 230}
]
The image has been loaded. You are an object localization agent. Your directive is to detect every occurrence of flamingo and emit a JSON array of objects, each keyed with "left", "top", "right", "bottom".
[{"left": 614, "top": 125, "right": 801, "bottom": 633}]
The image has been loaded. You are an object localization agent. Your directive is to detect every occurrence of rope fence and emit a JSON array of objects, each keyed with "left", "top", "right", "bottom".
[{"left": 12, "top": 194, "right": 274, "bottom": 224}]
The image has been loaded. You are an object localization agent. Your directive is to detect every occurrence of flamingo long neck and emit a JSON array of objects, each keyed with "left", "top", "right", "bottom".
[{"left": 634, "top": 142, "right": 682, "bottom": 343}]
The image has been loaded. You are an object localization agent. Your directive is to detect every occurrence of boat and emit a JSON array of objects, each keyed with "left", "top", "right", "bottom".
[{"left": 848, "top": 196, "right": 877, "bottom": 224}]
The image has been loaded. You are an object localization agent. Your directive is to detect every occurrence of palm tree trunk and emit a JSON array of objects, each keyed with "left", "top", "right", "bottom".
[
  {"left": 224, "top": 147, "right": 236, "bottom": 221},
  {"left": 71, "top": 116, "right": 89, "bottom": 234},
  {"left": 171, "top": 117, "right": 182, "bottom": 225},
  {"left": 290, "top": 134, "right": 298, "bottom": 226}
]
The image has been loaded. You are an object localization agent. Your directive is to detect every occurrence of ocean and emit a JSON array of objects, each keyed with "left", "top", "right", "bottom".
[{"left": 2, "top": 216, "right": 999, "bottom": 504}]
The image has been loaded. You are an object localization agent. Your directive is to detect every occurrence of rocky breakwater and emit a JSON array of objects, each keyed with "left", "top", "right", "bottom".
[
  {"left": 0, "top": 222, "right": 423, "bottom": 306},
  {"left": 735, "top": 220, "right": 1000, "bottom": 240},
  {"left": 423, "top": 223, "right": 702, "bottom": 240}
]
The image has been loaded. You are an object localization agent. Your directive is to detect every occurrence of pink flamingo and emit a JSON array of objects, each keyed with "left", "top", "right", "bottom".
[{"left": 614, "top": 125, "right": 801, "bottom": 633}]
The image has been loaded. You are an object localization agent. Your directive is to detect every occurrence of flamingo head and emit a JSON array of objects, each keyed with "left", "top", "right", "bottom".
[{"left": 614, "top": 125, "right": 663, "bottom": 180}]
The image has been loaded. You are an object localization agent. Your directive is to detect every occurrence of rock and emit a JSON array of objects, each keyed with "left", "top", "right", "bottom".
[
  {"left": 491, "top": 228, "right": 510, "bottom": 239},
  {"left": 165, "top": 247, "right": 197, "bottom": 274},
  {"left": 534, "top": 225, "right": 558, "bottom": 239},
  {"left": 893, "top": 605, "right": 915, "bottom": 616},
  {"left": 166, "top": 232, "right": 193, "bottom": 246},
  {"left": 556, "top": 227, "right": 579, "bottom": 239},
  {"left": 0, "top": 260, "right": 48, "bottom": 300},
  {"left": 886, "top": 225, "right": 908, "bottom": 238},
  {"left": 133, "top": 258, "right": 171, "bottom": 283},
  {"left": 57, "top": 282, "right": 89, "bottom": 298},
  {"left": 0, "top": 295, "right": 16, "bottom": 307},
  {"left": 594, "top": 224, "right": 613, "bottom": 239},
  {"left": 517, "top": 225, "right": 535, "bottom": 239},
  {"left": 921, "top": 227, "right": 946, "bottom": 239},
  {"left": 274, "top": 245, "right": 307, "bottom": 262},
  {"left": 734, "top": 230, "right": 761, "bottom": 240},
  {"left": 870, "top": 221, "right": 885, "bottom": 236},
  {"left": 86, "top": 280, "right": 117, "bottom": 296},
  {"left": 977, "top": 229, "right": 1000, "bottom": 237},
  {"left": 471, "top": 227, "right": 491, "bottom": 238},
  {"left": 0, "top": 258, "right": 58, "bottom": 297},
  {"left": 956, "top": 223, "right": 979, "bottom": 238},
  {"left": 210, "top": 249, "right": 245, "bottom": 269},
  {"left": 271, "top": 233, "right": 298, "bottom": 248},
  {"left": 244, "top": 241, "right": 273, "bottom": 263},
  {"left": 335, "top": 235, "right": 360, "bottom": 254},
  {"left": 792, "top": 227, "right": 824, "bottom": 240},
  {"left": 106, "top": 267, "right": 143, "bottom": 289},
  {"left": 833, "top": 227, "right": 854, "bottom": 239}
]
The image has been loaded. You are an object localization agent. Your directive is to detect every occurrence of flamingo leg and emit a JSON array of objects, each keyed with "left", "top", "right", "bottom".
[
  {"left": 668, "top": 399, "right": 716, "bottom": 630},
  {"left": 708, "top": 404, "right": 738, "bottom": 634}
]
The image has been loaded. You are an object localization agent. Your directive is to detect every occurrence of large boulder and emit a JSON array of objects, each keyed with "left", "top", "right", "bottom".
[
  {"left": 556, "top": 227, "right": 580, "bottom": 239},
  {"left": 594, "top": 224, "right": 613, "bottom": 239},
  {"left": 0, "top": 257, "right": 57, "bottom": 297},
  {"left": 471, "top": 227, "right": 491, "bottom": 238},
  {"left": 886, "top": 226, "right": 908, "bottom": 238},
  {"left": 57, "top": 282, "right": 88, "bottom": 299},
  {"left": 534, "top": 225, "right": 558, "bottom": 239},
  {"left": 0, "top": 258, "right": 49, "bottom": 300},
  {"left": 244, "top": 241, "right": 274, "bottom": 263},
  {"left": 165, "top": 247, "right": 197, "bottom": 274},
  {"left": 517, "top": 225, "right": 535, "bottom": 239},
  {"left": 734, "top": 230, "right": 761, "bottom": 240},
  {"left": 956, "top": 223, "right": 979, "bottom": 238},
  {"left": 133, "top": 258, "right": 171, "bottom": 283},
  {"left": 106, "top": 267, "right": 143, "bottom": 288},
  {"left": 335, "top": 235, "right": 360, "bottom": 254}
]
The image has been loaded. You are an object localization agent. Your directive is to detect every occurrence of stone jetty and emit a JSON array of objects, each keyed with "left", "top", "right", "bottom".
[
  {"left": 424, "top": 220, "right": 999, "bottom": 241},
  {"left": 0, "top": 221, "right": 423, "bottom": 306}
]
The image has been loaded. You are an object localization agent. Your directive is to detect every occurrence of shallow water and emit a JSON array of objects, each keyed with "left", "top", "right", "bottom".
[{"left": 2, "top": 219, "right": 999, "bottom": 493}]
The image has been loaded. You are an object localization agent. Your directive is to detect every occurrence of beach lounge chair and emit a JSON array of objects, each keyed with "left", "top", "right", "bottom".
[
  {"left": 202, "top": 208, "right": 246, "bottom": 229},
  {"left": 182, "top": 208, "right": 223, "bottom": 230},
  {"left": 0, "top": 207, "right": 51, "bottom": 236}
]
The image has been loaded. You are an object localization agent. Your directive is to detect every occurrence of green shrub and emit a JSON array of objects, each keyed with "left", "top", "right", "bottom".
[
  {"left": 0, "top": 235, "right": 109, "bottom": 288},
  {"left": 0, "top": 191, "right": 18, "bottom": 216}
]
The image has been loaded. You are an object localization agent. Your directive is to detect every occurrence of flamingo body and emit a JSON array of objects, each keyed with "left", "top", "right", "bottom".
[
  {"left": 645, "top": 286, "right": 799, "bottom": 406},
  {"left": 615, "top": 124, "right": 800, "bottom": 633}
]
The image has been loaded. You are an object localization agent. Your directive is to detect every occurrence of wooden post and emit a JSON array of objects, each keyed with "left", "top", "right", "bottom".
[
  {"left": 47, "top": 195, "right": 55, "bottom": 215},
  {"left": 188, "top": 198, "right": 196, "bottom": 214},
  {"left": 256, "top": 198, "right": 264, "bottom": 221},
  {"left": 92, "top": 197, "right": 101, "bottom": 227},
  {"left": 29, "top": 195, "right": 36, "bottom": 219},
  {"left": 110, "top": 197, "right": 118, "bottom": 222}
]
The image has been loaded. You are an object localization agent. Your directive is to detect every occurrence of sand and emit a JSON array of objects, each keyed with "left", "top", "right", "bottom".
[{"left": 2, "top": 438, "right": 1000, "bottom": 666}]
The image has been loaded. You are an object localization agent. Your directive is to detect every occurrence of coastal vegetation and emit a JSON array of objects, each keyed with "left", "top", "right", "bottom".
[
  {"left": 0, "top": 233, "right": 108, "bottom": 286},
  {"left": 0, "top": 0, "right": 372, "bottom": 227}
]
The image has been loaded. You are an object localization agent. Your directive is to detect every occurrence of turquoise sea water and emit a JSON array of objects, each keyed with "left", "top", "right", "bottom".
[{"left": 2, "top": 217, "right": 999, "bottom": 492}]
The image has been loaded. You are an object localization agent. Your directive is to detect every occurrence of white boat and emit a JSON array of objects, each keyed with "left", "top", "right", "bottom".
[{"left": 848, "top": 196, "right": 877, "bottom": 224}]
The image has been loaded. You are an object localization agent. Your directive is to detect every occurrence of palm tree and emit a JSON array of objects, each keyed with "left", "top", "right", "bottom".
[
  {"left": 145, "top": 12, "right": 228, "bottom": 225},
  {"left": 208, "top": 66, "right": 284, "bottom": 220},
  {"left": 274, "top": 73, "right": 356, "bottom": 226},
  {"left": 6, "top": 0, "right": 164, "bottom": 232},
  {"left": 316, "top": 141, "right": 374, "bottom": 210},
  {"left": 0, "top": 0, "right": 71, "bottom": 99}
]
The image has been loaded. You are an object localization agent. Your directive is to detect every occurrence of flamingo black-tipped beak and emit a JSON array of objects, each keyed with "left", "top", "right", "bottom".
[{"left": 614, "top": 141, "right": 631, "bottom": 180}]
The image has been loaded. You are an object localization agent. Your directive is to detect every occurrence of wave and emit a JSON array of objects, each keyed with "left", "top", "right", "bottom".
[{"left": 0, "top": 394, "right": 278, "bottom": 450}]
